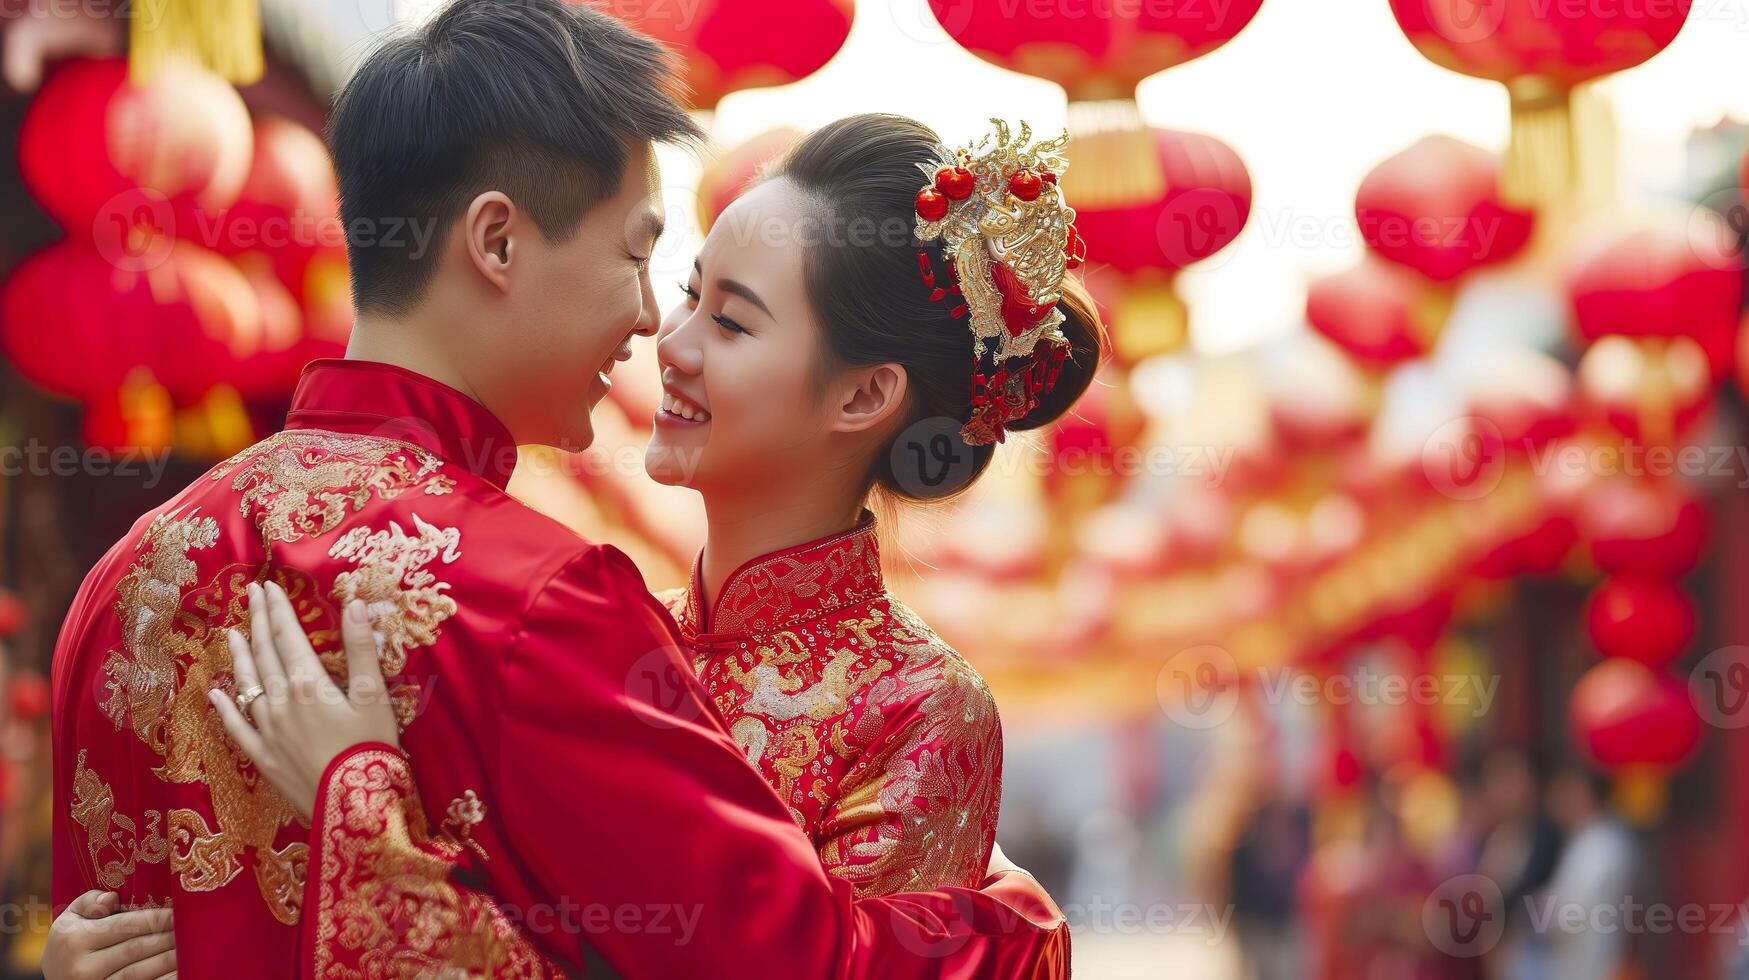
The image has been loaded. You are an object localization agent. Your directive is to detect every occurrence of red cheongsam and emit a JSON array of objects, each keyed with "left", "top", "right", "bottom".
[{"left": 52, "top": 358, "right": 1069, "bottom": 979}]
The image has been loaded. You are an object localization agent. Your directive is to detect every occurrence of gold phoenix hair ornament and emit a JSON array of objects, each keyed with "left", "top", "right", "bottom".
[{"left": 913, "top": 119, "right": 1087, "bottom": 446}]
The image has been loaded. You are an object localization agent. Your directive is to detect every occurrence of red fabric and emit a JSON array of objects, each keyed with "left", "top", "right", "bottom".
[{"left": 53, "top": 357, "right": 1068, "bottom": 979}]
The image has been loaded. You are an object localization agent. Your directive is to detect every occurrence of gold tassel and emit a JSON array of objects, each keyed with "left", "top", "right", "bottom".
[
  {"left": 1611, "top": 764, "right": 1668, "bottom": 827},
  {"left": 1062, "top": 99, "right": 1166, "bottom": 211},
  {"left": 1501, "top": 75, "right": 1575, "bottom": 211},
  {"left": 1112, "top": 274, "right": 1187, "bottom": 363},
  {"left": 129, "top": 0, "right": 264, "bottom": 86}
]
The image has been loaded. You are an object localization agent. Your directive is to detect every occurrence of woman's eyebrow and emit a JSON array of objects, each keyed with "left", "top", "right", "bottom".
[{"left": 716, "top": 278, "right": 772, "bottom": 317}]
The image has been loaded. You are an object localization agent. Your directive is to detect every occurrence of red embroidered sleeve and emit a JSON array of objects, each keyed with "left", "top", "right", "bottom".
[
  {"left": 302, "top": 743, "right": 563, "bottom": 980},
  {"left": 817, "top": 657, "right": 1004, "bottom": 896}
]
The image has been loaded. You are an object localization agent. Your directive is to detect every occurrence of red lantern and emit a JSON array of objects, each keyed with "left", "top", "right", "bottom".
[
  {"left": 1389, "top": 1, "right": 1691, "bottom": 206},
  {"left": 202, "top": 116, "right": 341, "bottom": 291},
  {"left": 1567, "top": 217, "right": 1745, "bottom": 381},
  {"left": 1355, "top": 136, "right": 1534, "bottom": 282},
  {"left": 1466, "top": 347, "right": 1576, "bottom": 453},
  {"left": 1, "top": 244, "right": 156, "bottom": 401},
  {"left": 0, "top": 592, "right": 25, "bottom": 637},
  {"left": 1, "top": 240, "right": 263, "bottom": 405},
  {"left": 1570, "top": 659, "right": 1702, "bottom": 770},
  {"left": 7, "top": 674, "right": 50, "bottom": 721},
  {"left": 1068, "top": 126, "right": 1252, "bottom": 364},
  {"left": 18, "top": 57, "right": 252, "bottom": 235},
  {"left": 929, "top": 0, "right": 1264, "bottom": 101},
  {"left": 1576, "top": 335, "right": 1713, "bottom": 445},
  {"left": 1579, "top": 477, "right": 1706, "bottom": 576},
  {"left": 1306, "top": 258, "right": 1446, "bottom": 369},
  {"left": 608, "top": 0, "right": 852, "bottom": 111},
  {"left": 1585, "top": 574, "right": 1695, "bottom": 668}
]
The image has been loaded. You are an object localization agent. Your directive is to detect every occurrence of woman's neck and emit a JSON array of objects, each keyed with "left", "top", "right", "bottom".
[{"left": 698, "top": 479, "right": 866, "bottom": 621}]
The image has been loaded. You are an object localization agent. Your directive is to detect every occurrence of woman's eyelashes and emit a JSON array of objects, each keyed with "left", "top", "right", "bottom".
[{"left": 678, "top": 282, "right": 748, "bottom": 336}]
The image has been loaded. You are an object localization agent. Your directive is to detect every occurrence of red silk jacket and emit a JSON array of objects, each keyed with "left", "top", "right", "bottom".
[{"left": 52, "top": 358, "right": 1068, "bottom": 979}]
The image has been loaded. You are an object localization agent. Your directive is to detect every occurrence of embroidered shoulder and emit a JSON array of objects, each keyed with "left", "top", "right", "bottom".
[{"left": 209, "top": 429, "right": 459, "bottom": 545}]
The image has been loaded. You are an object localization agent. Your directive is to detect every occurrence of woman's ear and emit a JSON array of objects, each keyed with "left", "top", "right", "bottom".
[
  {"left": 463, "top": 191, "right": 517, "bottom": 294},
  {"left": 833, "top": 362, "right": 909, "bottom": 435}
]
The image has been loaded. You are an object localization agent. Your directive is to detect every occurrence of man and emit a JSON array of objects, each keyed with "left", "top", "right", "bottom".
[{"left": 50, "top": 0, "right": 1067, "bottom": 976}]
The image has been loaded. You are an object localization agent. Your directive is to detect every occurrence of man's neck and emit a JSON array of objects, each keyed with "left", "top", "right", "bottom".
[{"left": 344, "top": 317, "right": 481, "bottom": 404}]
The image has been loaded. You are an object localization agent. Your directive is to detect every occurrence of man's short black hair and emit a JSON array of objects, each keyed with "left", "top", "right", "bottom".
[{"left": 328, "top": 0, "right": 702, "bottom": 317}]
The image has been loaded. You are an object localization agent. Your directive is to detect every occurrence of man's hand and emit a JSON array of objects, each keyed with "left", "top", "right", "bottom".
[{"left": 42, "top": 890, "right": 176, "bottom": 980}]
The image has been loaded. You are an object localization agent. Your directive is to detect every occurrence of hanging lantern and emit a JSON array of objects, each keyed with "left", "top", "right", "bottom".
[
  {"left": 203, "top": 116, "right": 341, "bottom": 293},
  {"left": 18, "top": 57, "right": 252, "bottom": 237},
  {"left": 1567, "top": 215, "right": 1745, "bottom": 381},
  {"left": 1570, "top": 659, "right": 1702, "bottom": 770},
  {"left": 1578, "top": 477, "right": 1706, "bottom": 576},
  {"left": 1067, "top": 124, "right": 1252, "bottom": 364},
  {"left": 1260, "top": 333, "right": 1381, "bottom": 450},
  {"left": 1307, "top": 257, "right": 1447, "bottom": 369},
  {"left": 928, "top": 0, "right": 1264, "bottom": 101},
  {"left": 1, "top": 240, "right": 263, "bottom": 407},
  {"left": 1464, "top": 347, "right": 1576, "bottom": 454},
  {"left": 695, "top": 127, "right": 802, "bottom": 231},
  {"left": 1355, "top": 135, "right": 1534, "bottom": 282},
  {"left": 1585, "top": 574, "right": 1695, "bottom": 668},
  {"left": 607, "top": 0, "right": 853, "bottom": 111},
  {"left": 1389, "top": 0, "right": 1692, "bottom": 207},
  {"left": 1576, "top": 335, "right": 1713, "bottom": 445}
]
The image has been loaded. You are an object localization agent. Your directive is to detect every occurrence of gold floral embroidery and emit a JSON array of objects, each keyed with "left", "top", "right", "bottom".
[
  {"left": 441, "top": 790, "right": 489, "bottom": 863},
  {"left": 820, "top": 600, "right": 1001, "bottom": 895},
  {"left": 328, "top": 514, "right": 461, "bottom": 676},
  {"left": 313, "top": 750, "right": 558, "bottom": 979},
  {"left": 99, "top": 508, "right": 309, "bottom": 920},
  {"left": 94, "top": 440, "right": 463, "bottom": 923},
  {"left": 213, "top": 429, "right": 457, "bottom": 545},
  {"left": 70, "top": 751, "right": 170, "bottom": 890}
]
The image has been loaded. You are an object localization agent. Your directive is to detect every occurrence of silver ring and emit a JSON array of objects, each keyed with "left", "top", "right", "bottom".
[{"left": 235, "top": 685, "right": 265, "bottom": 711}]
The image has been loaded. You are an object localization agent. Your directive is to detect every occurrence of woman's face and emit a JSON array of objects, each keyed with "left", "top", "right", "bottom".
[{"left": 644, "top": 179, "right": 843, "bottom": 493}]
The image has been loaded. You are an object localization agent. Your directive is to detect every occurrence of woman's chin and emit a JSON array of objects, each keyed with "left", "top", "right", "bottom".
[{"left": 642, "top": 447, "right": 697, "bottom": 488}]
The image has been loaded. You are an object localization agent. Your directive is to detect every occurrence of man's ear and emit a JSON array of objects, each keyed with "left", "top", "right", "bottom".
[
  {"left": 833, "top": 363, "right": 909, "bottom": 435},
  {"left": 463, "top": 191, "right": 517, "bottom": 294}
]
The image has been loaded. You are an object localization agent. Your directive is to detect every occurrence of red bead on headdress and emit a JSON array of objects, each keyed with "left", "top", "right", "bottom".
[{"left": 913, "top": 119, "right": 1086, "bottom": 446}]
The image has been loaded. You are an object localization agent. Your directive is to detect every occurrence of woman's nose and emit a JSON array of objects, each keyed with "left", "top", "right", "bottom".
[{"left": 656, "top": 310, "right": 703, "bottom": 375}]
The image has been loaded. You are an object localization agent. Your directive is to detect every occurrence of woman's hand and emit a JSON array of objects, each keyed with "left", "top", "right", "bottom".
[
  {"left": 208, "top": 582, "right": 399, "bottom": 819},
  {"left": 42, "top": 890, "right": 176, "bottom": 980}
]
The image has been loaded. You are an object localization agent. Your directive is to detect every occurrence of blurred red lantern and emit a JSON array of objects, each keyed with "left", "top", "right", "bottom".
[
  {"left": 1307, "top": 258, "right": 1446, "bottom": 369},
  {"left": 1576, "top": 335, "right": 1713, "bottom": 445},
  {"left": 695, "top": 127, "right": 802, "bottom": 230},
  {"left": 1579, "top": 477, "right": 1706, "bottom": 576},
  {"left": 7, "top": 674, "right": 50, "bottom": 721},
  {"left": 202, "top": 116, "right": 341, "bottom": 291},
  {"left": 1466, "top": 347, "right": 1576, "bottom": 453},
  {"left": 1476, "top": 513, "right": 1577, "bottom": 578},
  {"left": 18, "top": 57, "right": 252, "bottom": 235},
  {"left": 1069, "top": 125, "right": 1252, "bottom": 365},
  {"left": 1570, "top": 659, "right": 1702, "bottom": 770},
  {"left": 1355, "top": 136, "right": 1534, "bottom": 282},
  {"left": 1585, "top": 574, "right": 1695, "bottom": 668},
  {"left": 1, "top": 239, "right": 263, "bottom": 406},
  {"left": 3, "top": 244, "right": 150, "bottom": 401},
  {"left": 1389, "top": 0, "right": 1691, "bottom": 206},
  {"left": 610, "top": 0, "right": 852, "bottom": 110},
  {"left": 0, "top": 592, "right": 25, "bottom": 637},
  {"left": 929, "top": 0, "right": 1264, "bottom": 101},
  {"left": 1567, "top": 217, "right": 1745, "bottom": 381}
]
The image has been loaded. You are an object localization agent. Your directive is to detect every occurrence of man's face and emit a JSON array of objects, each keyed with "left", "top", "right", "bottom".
[{"left": 470, "top": 143, "right": 665, "bottom": 451}]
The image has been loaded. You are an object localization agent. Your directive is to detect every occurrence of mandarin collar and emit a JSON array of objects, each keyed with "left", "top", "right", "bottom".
[
  {"left": 285, "top": 358, "right": 519, "bottom": 490},
  {"left": 684, "top": 513, "right": 884, "bottom": 638}
]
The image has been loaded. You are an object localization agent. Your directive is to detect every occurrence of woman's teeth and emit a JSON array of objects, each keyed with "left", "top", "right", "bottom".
[{"left": 661, "top": 393, "right": 711, "bottom": 422}]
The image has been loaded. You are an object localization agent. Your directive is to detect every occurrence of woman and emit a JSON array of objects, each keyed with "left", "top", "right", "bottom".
[{"left": 48, "top": 112, "right": 1101, "bottom": 975}]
